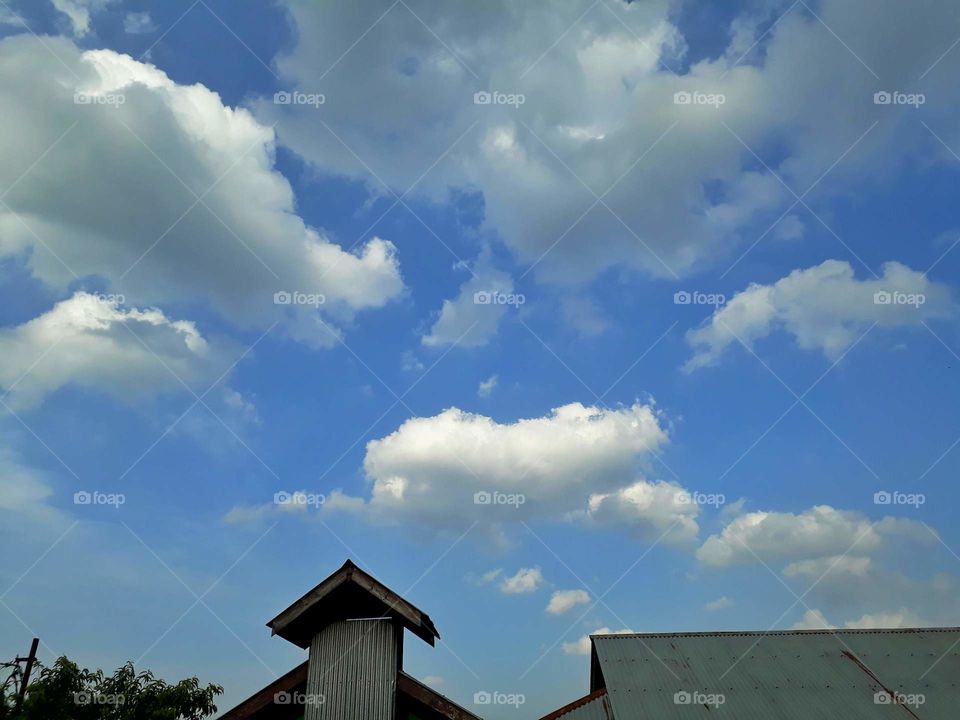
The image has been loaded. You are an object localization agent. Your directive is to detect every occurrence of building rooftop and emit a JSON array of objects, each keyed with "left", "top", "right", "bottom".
[
  {"left": 266, "top": 559, "right": 440, "bottom": 649},
  {"left": 573, "top": 627, "right": 960, "bottom": 719}
]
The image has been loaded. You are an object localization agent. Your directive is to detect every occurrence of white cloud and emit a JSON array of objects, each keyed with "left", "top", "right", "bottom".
[
  {"left": 0, "top": 36, "right": 404, "bottom": 347},
  {"left": 0, "top": 439, "right": 64, "bottom": 528},
  {"left": 262, "top": 1, "right": 960, "bottom": 285},
  {"left": 792, "top": 608, "right": 930, "bottom": 630},
  {"left": 323, "top": 401, "right": 675, "bottom": 542},
  {"left": 422, "top": 255, "right": 516, "bottom": 348},
  {"left": 499, "top": 567, "right": 543, "bottom": 594},
  {"left": 685, "top": 260, "right": 953, "bottom": 371},
  {"left": 580, "top": 479, "right": 700, "bottom": 545},
  {"left": 791, "top": 609, "right": 832, "bottom": 630},
  {"left": 783, "top": 555, "right": 872, "bottom": 580},
  {"left": 547, "top": 589, "right": 590, "bottom": 615},
  {"left": 123, "top": 11, "right": 156, "bottom": 34},
  {"left": 843, "top": 609, "right": 929, "bottom": 629},
  {"left": 51, "top": 0, "right": 113, "bottom": 37},
  {"left": 704, "top": 596, "right": 733, "bottom": 612},
  {"left": 477, "top": 374, "right": 498, "bottom": 397},
  {"left": 696, "top": 505, "right": 931, "bottom": 568},
  {"left": 223, "top": 490, "right": 325, "bottom": 525},
  {"left": 0, "top": 7, "right": 25, "bottom": 26},
  {"left": 0, "top": 292, "right": 227, "bottom": 410},
  {"left": 479, "top": 568, "right": 503, "bottom": 585},
  {"left": 560, "top": 296, "right": 610, "bottom": 338},
  {"left": 563, "top": 627, "right": 634, "bottom": 656}
]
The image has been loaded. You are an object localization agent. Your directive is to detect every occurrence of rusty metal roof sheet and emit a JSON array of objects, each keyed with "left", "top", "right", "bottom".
[
  {"left": 591, "top": 627, "right": 960, "bottom": 719},
  {"left": 539, "top": 690, "right": 613, "bottom": 720}
]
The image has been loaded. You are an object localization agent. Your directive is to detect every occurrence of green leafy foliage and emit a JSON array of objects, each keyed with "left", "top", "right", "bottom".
[{"left": 0, "top": 656, "right": 222, "bottom": 720}]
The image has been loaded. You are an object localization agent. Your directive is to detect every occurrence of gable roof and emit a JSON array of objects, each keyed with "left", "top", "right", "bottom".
[
  {"left": 396, "top": 671, "right": 483, "bottom": 720},
  {"left": 217, "top": 661, "right": 308, "bottom": 720},
  {"left": 267, "top": 559, "right": 440, "bottom": 648},
  {"left": 590, "top": 627, "right": 960, "bottom": 719},
  {"left": 217, "top": 664, "right": 481, "bottom": 720}
]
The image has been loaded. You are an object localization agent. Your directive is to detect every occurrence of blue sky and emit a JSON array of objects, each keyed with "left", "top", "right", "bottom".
[{"left": 1, "top": 0, "right": 960, "bottom": 718}]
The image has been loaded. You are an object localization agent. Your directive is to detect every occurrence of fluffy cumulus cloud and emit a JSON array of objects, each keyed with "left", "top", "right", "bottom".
[
  {"left": 0, "top": 36, "right": 403, "bottom": 347},
  {"left": 261, "top": 0, "right": 960, "bottom": 284},
  {"left": 696, "top": 505, "right": 931, "bottom": 568},
  {"left": 499, "top": 567, "right": 544, "bottom": 594},
  {"left": 317, "top": 401, "right": 695, "bottom": 543},
  {"left": 547, "top": 589, "right": 590, "bottom": 615},
  {"left": 0, "top": 292, "right": 228, "bottom": 410},
  {"left": 685, "top": 260, "right": 954, "bottom": 370},
  {"left": 701, "top": 504, "right": 955, "bottom": 628}
]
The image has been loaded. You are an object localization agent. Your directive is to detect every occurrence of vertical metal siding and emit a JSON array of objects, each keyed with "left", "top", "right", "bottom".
[{"left": 305, "top": 619, "right": 398, "bottom": 720}]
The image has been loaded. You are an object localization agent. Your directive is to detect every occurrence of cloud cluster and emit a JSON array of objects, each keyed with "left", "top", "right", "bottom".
[
  {"left": 323, "top": 401, "right": 683, "bottom": 543},
  {"left": 0, "top": 36, "right": 404, "bottom": 347},
  {"left": 685, "top": 260, "right": 954, "bottom": 370},
  {"left": 699, "top": 504, "right": 951, "bottom": 628},
  {"left": 499, "top": 567, "right": 544, "bottom": 594},
  {"left": 696, "top": 505, "right": 930, "bottom": 568},
  {"left": 792, "top": 607, "right": 930, "bottom": 630},
  {"left": 263, "top": 0, "right": 960, "bottom": 286},
  {"left": 0, "top": 292, "right": 227, "bottom": 410},
  {"left": 547, "top": 589, "right": 590, "bottom": 615}
]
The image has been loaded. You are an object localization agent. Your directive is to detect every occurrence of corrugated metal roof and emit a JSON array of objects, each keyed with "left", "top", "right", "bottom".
[
  {"left": 592, "top": 627, "right": 960, "bottom": 719},
  {"left": 306, "top": 619, "right": 398, "bottom": 720}
]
